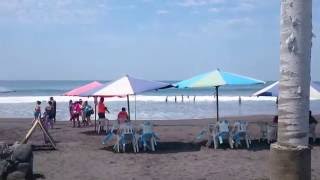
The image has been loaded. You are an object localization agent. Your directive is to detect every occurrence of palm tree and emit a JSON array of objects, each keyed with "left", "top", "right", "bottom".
[{"left": 270, "top": 0, "right": 313, "bottom": 179}]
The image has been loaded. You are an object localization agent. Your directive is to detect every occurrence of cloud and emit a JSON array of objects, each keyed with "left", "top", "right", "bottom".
[
  {"left": 156, "top": 10, "right": 169, "bottom": 15},
  {"left": 208, "top": 7, "right": 221, "bottom": 13},
  {"left": 200, "top": 17, "right": 254, "bottom": 35},
  {"left": 0, "top": 0, "right": 108, "bottom": 24},
  {"left": 178, "top": 0, "right": 225, "bottom": 7},
  {"left": 231, "top": 1, "right": 255, "bottom": 12}
]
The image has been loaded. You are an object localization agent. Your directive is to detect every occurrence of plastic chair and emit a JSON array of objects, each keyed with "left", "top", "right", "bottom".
[
  {"left": 212, "top": 120, "right": 233, "bottom": 149},
  {"left": 97, "top": 118, "right": 108, "bottom": 134},
  {"left": 140, "top": 122, "right": 158, "bottom": 151},
  {"left": 118, "top": 123, "right": 139, "bottom": 153},
  {"left": 232, "top": 120, "right": 251, "bottom": 149}
]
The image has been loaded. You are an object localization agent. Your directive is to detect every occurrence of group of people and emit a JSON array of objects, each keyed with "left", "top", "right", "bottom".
[
  {"left": 33, "top": 97, "right": 57, "bottom": 129},
  {"left": 69, "top": 99, "right": 94, "bottom": 128},
  {"left": 68, "top": 97, "right": 130, "bottom": 128}
]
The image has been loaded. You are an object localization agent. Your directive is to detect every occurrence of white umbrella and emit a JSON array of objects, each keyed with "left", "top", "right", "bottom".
[
  {"left": 253, "top": 81, "right": 320, "bottom": 100},
  {"left": 81, "top": 75, "right": 172, "bottom": 120}
]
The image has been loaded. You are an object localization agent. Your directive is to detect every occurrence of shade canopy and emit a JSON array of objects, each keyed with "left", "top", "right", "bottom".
[
  {"left": 81, "top": 75, "right": 173, "bottom": 97},
  {"left": 253, "top": 81, "right": 320, "bottom": 100},
  {"left": 175, "top": 69, "right": 264, "bottom": 122},
  {"left": 63, "top": 81, "right": 103, "bottom": 96},
  {"left": 175, "top": 69, "right": 265, "bottom": 88}
]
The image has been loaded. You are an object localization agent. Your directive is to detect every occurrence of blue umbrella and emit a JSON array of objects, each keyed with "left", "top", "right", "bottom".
[{"left": 175, "top": 69, "right": 265, "bottom": 121}]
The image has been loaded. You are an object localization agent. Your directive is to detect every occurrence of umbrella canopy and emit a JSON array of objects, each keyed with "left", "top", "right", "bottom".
[
  {"left": 81, "top": 75, "right": 172, "bottom": 97},
  {"left": 175, "top": 69, "right": 264, "bottom": 88},
  {"left": 63, "top": 81, "right": 103, "bottom": 96},
  {"left": 175, "top": 69, "right": 265, "bottom": 121},
  {"left": 81, "top": 75, "right": 173, "bottom": 120},
  {"left": 253, "top": 81, "right": 320, "bottom": 100}
]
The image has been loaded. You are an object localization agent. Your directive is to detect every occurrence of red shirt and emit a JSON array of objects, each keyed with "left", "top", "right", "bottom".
[
  {"left": 98, "top": 102, "right": 106, "bottom": 113},
  {"left": 118, "top": 111, "right": 128, "bottom": 124}
]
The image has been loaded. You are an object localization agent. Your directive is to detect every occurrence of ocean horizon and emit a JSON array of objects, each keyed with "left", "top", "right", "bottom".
[{"left": 0, "top": 80, "right": 319, "bottom": 120}]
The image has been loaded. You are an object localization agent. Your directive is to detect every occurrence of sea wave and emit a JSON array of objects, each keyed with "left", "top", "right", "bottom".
[
  {"left": 0, "top": 87, "right": 15, "bottom": 93},
  {"left": 0, "top": 95, "right": 277, "bottom": 104}
]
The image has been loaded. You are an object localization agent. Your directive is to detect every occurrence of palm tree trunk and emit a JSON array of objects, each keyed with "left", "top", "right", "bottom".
[{"left": 270, "top": 0, "right": 312, "bottom": 180}]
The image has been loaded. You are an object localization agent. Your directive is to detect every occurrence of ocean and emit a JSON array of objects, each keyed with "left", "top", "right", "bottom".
[{"left": 0, "top": 80, "right": 319, "bottom": 121}]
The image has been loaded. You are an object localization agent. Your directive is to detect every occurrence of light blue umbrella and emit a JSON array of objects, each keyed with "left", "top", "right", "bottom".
[{"left": 175, "top": 69, "right": 265, "bottom": 121}]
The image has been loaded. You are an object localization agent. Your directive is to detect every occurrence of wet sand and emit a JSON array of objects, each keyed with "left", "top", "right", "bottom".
[{"left": 1, "top": 115, "right": 320, "bottom": 180}]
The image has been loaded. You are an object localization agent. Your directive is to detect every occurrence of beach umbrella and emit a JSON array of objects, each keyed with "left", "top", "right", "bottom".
[
  {"left": 63, "top": 81, "right": 103, "bottom": 96},
  {"left": 81, "top": 75, "right": 173, "bottom": 120},
  {"left": 175, "top": 69, "right": 265, "bottom": 121},
  {"left": 253, "top": 81, "right": 320, "bottom": 100}
]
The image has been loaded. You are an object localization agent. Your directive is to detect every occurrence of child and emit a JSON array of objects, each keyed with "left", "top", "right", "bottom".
[{"left": 33, "top": 101, "right": 41, "bottom": 124}]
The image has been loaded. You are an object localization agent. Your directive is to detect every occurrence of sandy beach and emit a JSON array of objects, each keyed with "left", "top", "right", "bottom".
[{"left": 1, "top": 115, "right": 320, "bottom": 180}]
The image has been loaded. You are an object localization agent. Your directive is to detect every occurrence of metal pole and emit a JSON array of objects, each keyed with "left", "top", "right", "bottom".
[
  {"left": 94, "top": 96, "right": 98, "bottom": 132},
  {"left": 215, "top": 86, "right": 219, "bottom": 122},
  {"left": 94, "top": 104, "right": 97, "bottom": 132},
  {"left": 127, "top": 95, "right": 131, "bottom": 120}
]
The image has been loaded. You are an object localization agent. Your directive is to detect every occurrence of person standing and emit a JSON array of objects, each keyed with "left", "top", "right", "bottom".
[
  {"left": 98, "top": 97, "right": 109, "bottom": 119},
  {"left": 72, "top": 101, "right": 81, "bottom": 128},
  {"left": 45, "top": 101, "right": 54, "bottom": 129},
  {"left": 69, "top": 100, "right": 73, "bottom": 121},
  {"left": 83, "top": 101, "right": 93, "bottom": 126},
  {"left": 33, "top": 101, "right": 42, "bottom": 124},
  {"left": 50, "top": 97, "right": 57, "bottom": 123}
]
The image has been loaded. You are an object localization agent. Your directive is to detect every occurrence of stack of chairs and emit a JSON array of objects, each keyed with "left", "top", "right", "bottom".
[
  {"left": 210, "top": 120, "right": 234, "bottom": 149},
  {"left": 232, "top": 120, "right": 251, "bottom": 149},
  {"left": 139, "top": 121, "right": 159, "bottom": 152},
  {"left": 114, "top": 123, "right": 139, "bottom": 153}
]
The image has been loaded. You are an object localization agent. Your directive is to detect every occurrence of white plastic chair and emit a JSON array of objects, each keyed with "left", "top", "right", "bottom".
[
  {"left": 97, "top": 118, "right": 108, "bottom": 134},
  {"left": 140, "top": 122, "right": 157, "bottom": 151},
  {"left": 232, "top": 121, "right": 251, "bottom": 149},
  {"left": 117, "top": 123, "right": 139, "bottom": 153},
  {"left": 212, "top": 120, "right": 233, "bottom": 149}
]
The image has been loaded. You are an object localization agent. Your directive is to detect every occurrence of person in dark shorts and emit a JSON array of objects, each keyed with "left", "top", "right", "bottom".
[
  {"left": 45, "top": 101, "right": 54, "bottom": 129},
  {"left": 50, "top": 97, "right": 57, "bottom": 122},
  {"left": 98, "top": 97, "right": 109, "bottom": 119}
]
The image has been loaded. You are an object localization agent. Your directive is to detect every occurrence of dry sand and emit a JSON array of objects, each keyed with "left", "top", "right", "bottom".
[{"left": 1, "top": 115, "right": 320, "bottom": 180}]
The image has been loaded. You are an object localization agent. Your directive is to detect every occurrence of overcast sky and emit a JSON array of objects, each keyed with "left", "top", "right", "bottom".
[{"left": 0, "top": 0, "right": 319, "bottom": 81}]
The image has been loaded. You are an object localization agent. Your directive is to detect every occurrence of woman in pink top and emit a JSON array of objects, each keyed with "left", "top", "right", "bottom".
[{"left": 72, "top": 101, "right": 82, "bottom": 128}]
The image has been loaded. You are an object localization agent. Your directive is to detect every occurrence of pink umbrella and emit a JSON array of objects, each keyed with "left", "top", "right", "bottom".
[{"left": 64, "top": 81, "right": 103, "bottom": 96}]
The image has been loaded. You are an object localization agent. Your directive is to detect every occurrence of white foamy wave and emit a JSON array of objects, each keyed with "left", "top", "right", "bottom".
[{"left": 0, "top": 95, "right": 277, "bottom": 104}]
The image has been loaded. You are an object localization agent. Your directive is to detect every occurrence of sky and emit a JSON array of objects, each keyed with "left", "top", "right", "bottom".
[{"left": 0, "top": 0, "right": 319, "bottom": 81}]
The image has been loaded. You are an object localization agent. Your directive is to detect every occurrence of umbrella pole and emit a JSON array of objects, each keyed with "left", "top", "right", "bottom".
[
  {"left": 215, "top": 86, "right": 219, "bottom": 122},
  {"left": 135, "top": 95, "right": 137, "bottom": 120},
  {"left": 127, "top": 95, "right": 131, "bottom": 120},
  {"left": 94, "top": 104, "right": 97, "bottom": 132}
]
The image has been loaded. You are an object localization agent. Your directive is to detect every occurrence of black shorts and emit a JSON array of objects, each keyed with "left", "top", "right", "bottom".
[
  {"left": 98, "top": 113, "right": 105, "bottom": 119},
  {"left": 86, "top": 112, "right": 92, "bottom": 118}
]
